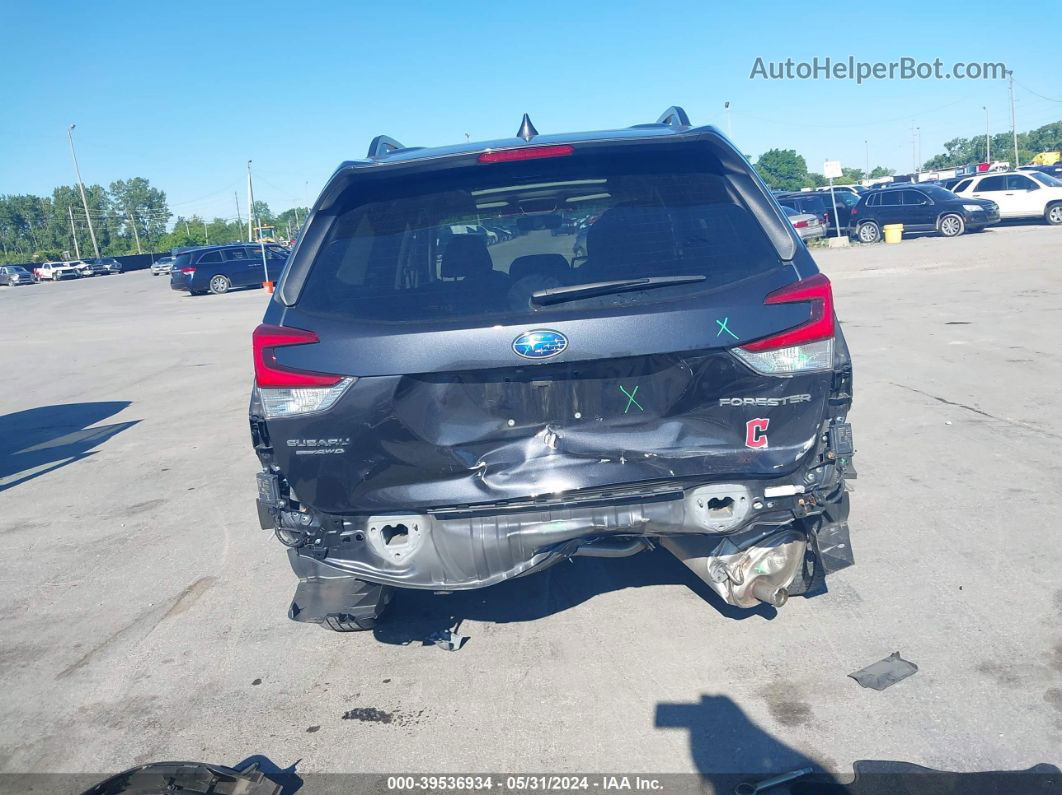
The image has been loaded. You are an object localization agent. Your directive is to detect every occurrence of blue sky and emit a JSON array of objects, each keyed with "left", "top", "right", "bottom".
[{"left": 1, "top": 0, "right": 1056, "bottom": 221}]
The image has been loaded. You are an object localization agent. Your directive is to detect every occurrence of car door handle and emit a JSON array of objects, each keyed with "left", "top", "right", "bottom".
[{"left": 1004, "top": 192, "right": 1015, "bottom": 196}]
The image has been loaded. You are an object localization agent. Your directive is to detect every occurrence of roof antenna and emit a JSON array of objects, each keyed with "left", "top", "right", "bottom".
[{"left": 517, "top": 113, "right": 538, "bottom": 142}]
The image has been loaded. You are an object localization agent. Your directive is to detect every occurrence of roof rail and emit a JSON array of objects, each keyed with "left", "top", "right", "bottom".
[
  {"left": 366, "top": 135, "right": 405, "bottom": 159},
  {"left": 655, "top": 106, "right": 691, "bottom": 129}
]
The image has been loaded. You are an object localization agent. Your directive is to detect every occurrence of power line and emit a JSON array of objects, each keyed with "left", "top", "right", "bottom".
[{"left": 1014, "top": 80, "right": 1061, "bottom": 103}]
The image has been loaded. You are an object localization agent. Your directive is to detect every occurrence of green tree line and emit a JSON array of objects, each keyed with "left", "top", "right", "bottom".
[
  {"left": 0, "top": 178, "right": 307, "bottom": 265},
  {"left": 922, "top": 120, "right": 1061, "bottom": 170},
  {"left": 752, "top": 119, "right": 1061, "bottom": 192}
]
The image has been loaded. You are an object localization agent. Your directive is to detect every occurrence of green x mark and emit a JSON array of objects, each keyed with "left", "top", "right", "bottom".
[
  {"left": 716, "top": 317, "right": 739, "bottom": 340},
  {"left": 619, "top": 384, "right": 644, "bottom": 414}
]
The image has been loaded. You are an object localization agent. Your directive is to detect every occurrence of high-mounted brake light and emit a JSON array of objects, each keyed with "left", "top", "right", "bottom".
[
  {"left": 252, "top": 324, "right": 343, "bottom": 387},
  {"left": 732, "top": 274, "right": 835, "bottom": 374},
  {"left": 478, "top": 145, "right": 574, "bottom": 164}
]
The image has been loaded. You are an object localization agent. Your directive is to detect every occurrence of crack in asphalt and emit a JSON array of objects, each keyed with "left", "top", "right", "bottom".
[{"left": 891, "top": 383, "right": 1062, "bottom": 440}]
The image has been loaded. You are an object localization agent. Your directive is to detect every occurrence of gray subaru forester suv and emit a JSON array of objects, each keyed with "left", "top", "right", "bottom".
[{"left": 249, "top": 107, "right": 856, "bottom": 631}]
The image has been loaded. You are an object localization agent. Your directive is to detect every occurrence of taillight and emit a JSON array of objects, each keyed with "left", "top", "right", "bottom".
[
  {"left": 180, "top": 267, "right": 196, "bottom": 274},
  {"left": 252, "top": 324, "right": 353, "bottom": 418},
  {"left": 478, "top": 145, "right": 574, "bottom": 164},
  {"left": 732, "top": 274, "right": 835, "bottom": 374},
  {"left": 793, "top": 219, "right": 810, "bottom": 229}
]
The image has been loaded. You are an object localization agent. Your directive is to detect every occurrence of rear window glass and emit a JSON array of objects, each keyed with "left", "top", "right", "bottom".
[{"left": 296, "top": 147, "right": 782, "bottom": 323}]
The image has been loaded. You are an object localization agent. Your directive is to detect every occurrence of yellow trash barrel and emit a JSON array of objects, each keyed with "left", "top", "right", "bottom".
[{"left": 883, "top": 224, "right": 903, "bottom": 244}]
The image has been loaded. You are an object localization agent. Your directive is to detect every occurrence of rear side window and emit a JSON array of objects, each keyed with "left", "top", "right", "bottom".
[
  {"left": 296, "top": 147, "right": 783, "bottom": 323},
  {"left": 197, "top": 251, "right": 223, "bottom": 264},
  {"left": 977, "top": 175, "right": 1006, "bottom": 191},
  {"left": 953, "top": 179, "right": 973, "bottom": 192},
  {"left": 1006, "top": 174, "right": 1036, "bottom": 190},
  {"left": 224, "top": 248, "right": 247, "bottom": 260},
  {"left": 879, "top": 192, "right": 903, "bottom": 207}
]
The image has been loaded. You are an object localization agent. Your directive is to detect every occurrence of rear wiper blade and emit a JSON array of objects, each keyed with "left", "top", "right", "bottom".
[{"left": 530, "top": 275, "right": 706, "bottom": 306}]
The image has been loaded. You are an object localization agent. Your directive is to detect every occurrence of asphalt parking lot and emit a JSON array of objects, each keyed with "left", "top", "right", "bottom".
[{"left": 1, "top": 224, "right": 1061, "bottom": 788}]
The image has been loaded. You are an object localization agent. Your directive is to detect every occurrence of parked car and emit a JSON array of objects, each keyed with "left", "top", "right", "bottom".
[
  {"left": 170, "top": 243, "right": 288, "bottom": 295},
  {"left": 151, "top": 256, "right": 176, "bottom": 276},
  {"left": 815, "top": 184, "right": 866, "bottom": 196},
  {"left": 0, "top": 265, "right": 35, "bottom": 286},
  {"left": 1019, "top": 164, "right": 1062, "bottom": 181},
  {"left": 781, "top": 205, "right": 825, "bottom": 241},
  {"left": 952, "top": 170, "right": 1062, "bottom": 225},
  {"left": 34, "top": 261, "right": 80, "bottom": 281},
  {"left": 849, "top": 184, "right": 999, "bottom": 242},
  {"left": 71, "top": 259, "right": 107, "bottom": 277},
  {"left": 248, "top": 107, "right": 857, "bottom": 631},
  {"left": 84, "top": 257, "right": 123, "bottom": 274},
  {"left": 776, "top": 191, "right": 853, "bottom": 235}
]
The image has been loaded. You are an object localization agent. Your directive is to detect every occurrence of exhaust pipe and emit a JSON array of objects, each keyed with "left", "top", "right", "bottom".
[
  {"left": 750, "top": 580, "right": 789, "bottom": 608},
  {"left": 660, "top": 530, "right": 806, "bottom": 609}
]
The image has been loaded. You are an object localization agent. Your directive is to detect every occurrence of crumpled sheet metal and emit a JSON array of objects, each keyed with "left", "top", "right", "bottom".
[
  {"left": 849, "top": 652, "right": 919, "bottom": 690},
  {"left": 273, "top": 350, "right": 833, "bottom": 514}
]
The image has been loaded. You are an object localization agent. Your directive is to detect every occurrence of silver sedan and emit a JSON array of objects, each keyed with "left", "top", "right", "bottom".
[{"left": 782, "top": 205, "right": 825, "bottom": 241}]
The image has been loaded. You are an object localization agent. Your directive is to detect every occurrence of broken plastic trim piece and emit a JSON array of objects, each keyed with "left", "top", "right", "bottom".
[{"left": 849, "top": 652, "right": 919, "bottom": 690}]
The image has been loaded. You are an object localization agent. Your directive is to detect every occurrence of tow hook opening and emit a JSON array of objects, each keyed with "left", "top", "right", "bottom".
[
  {"left": 706, "top": 496, "right": 735, "bottom": 518},
  {"left": 381, "top": 523, "right": 410, "bottom": 547},
  {"left": 366, "top": 515, "right": 426, "bottom": 564}
]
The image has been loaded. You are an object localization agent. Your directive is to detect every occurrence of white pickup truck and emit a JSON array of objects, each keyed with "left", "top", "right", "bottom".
[{"left": 34, "top": 261, "right": 82, "bottom": 281}]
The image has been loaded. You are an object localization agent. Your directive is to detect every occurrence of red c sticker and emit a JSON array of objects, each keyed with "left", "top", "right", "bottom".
[{"left": 745, "top": 418, "right": 769, "bottom": 449}]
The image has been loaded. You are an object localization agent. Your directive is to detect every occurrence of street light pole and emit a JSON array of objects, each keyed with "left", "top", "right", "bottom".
[
  {"left": 864, "top": 139, "right": 869, "bottom": 177},
  {"left": 982, "top": 106, "right": 991, "bottom": 164},
  {"left": 67, "top": 124, "right": 100, "bottom": 260},
  {"left": 1007, "top": 70, "right": 1019, "bottom": 168},
  {"left": 68, "top": 205, "right": 81, "bottom": 259}
]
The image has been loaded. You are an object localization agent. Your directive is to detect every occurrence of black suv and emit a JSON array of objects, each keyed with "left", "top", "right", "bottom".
[
  {"left": 850, "top": 184, "right": 999, "bottom": 242},
  {"left": 170, "top": 243, "right": 288, "bottom": 295},
  {"left": 248, "top": 108, "right": 857, "bottom": 631}
]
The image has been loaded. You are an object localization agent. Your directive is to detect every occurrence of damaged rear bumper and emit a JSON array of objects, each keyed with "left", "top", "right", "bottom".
[{"left": 259, "top": 419, "right": 855, "bottom": 616}]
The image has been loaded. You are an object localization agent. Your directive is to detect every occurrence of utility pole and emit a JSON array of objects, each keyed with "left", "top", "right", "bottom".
[
  {"left": 293, "top": 206, "right": 301, "bottom": 227},
  {"left": 126, "top": 208, "right": 142, "bottom": 254},
  {"left": 246, "top": 160, "right": 256, "bottom": 242},
  {"left": 983, "top": 106, "right": 991, "bottom": 163},
  {"left": 184, "top": 219, "right": 191, "bottom": 237},
  {"left": 724, "top": 101, "right": 732, "bottom": 138},
  {"left": 864, "top": 139, "right": 869, "bottom": 178},
  {"left": 234, "top": 191, "right": 243, "bottom": 235},
  {"left": 67, "top": 124, "right": 100, "bottom": 260},
  {"left": 204, "top": 221, "right": 209, "bottom": 244},
  {"left": 1007, "top": 70, "right": 1019, "bottom": 167},
  {"left": 247, "top": 160, "right": 268, "bottom": 283},
  {"left": 68, "top": 205, "right": 81, "bottom": 259},
  {"left": 915, "top": 127, "right": 921, "bottom": 176}
]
